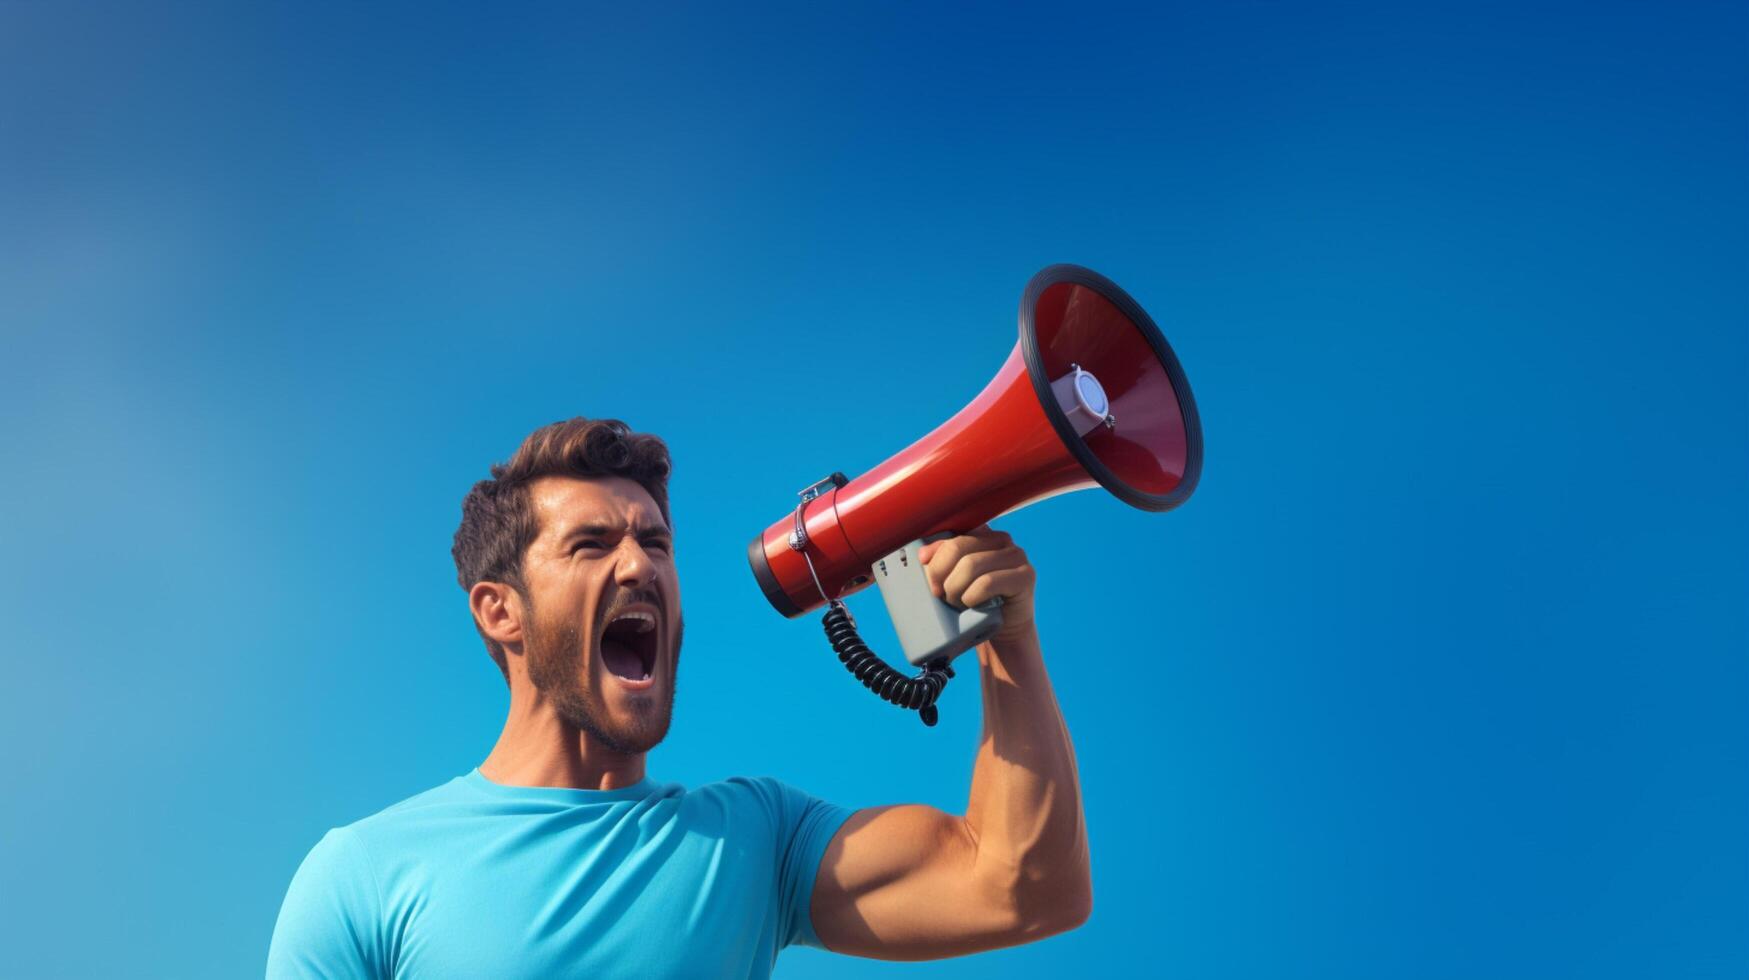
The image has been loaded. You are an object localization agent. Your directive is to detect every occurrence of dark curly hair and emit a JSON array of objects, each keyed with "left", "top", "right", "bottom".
[{"left": 453, "top": 418, "right": 672, "bottom": 675}]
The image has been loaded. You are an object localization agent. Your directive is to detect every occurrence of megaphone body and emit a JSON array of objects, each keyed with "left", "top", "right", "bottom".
[{"left": 747, "top": 265, "right": 1201, "bottom": 723}]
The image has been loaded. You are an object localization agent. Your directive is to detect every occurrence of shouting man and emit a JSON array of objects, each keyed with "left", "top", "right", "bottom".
[{"left": 268, "top": 417, "right": 1091, "bottom": 977}]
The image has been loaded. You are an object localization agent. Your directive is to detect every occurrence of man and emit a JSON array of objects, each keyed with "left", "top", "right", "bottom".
[{"left": 268, "top": 417, "right": 1091, "bottom": 977}]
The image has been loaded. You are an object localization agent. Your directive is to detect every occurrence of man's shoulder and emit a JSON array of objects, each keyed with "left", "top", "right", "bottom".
[
  {"left": 711, "top": 774, "right": 812, "bottom": 801},
  {"left": 269, "top": 777, "right": 478, "bottom": 976},
  {"left": 367, "top": 773, "right": 476, "bottom": 818},
  {"left": 688, "top": 774, "right": 800, "bottom": 811},
  {"left": 696, "top": 775, "right": 854, "bottom": 840},
  {"left": 323, "top": 772, "right": 477, "bottom": 849}
]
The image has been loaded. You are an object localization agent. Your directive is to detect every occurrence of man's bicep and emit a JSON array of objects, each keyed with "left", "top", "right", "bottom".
[{"left": 809, "top": 804, "right": 1017, "bottom": 961}]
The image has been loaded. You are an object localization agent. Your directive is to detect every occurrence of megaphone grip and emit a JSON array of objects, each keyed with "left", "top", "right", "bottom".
[{"left": 821, "top": 601, "right": 954, "bottom": 727}]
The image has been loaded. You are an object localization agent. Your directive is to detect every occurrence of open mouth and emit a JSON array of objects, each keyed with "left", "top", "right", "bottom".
[{"left": 599, "top": 607, "right": 659, "bottom": 684}]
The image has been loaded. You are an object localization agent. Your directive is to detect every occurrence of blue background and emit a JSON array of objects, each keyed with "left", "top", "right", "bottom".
[{"left": 2, "top": 2, "right": 1743, "bottom": 977}]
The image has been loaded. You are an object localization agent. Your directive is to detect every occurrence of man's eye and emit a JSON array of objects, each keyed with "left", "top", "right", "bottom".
[
  {"left": 642, "top": 539, "right": 671, "bottom": 553},
  {"left": 573, "top": 540, "right": 605, "bottom": 553}
]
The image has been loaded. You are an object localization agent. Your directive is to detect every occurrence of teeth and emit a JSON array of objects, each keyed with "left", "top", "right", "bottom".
[{"left": 610, "top": 610, "right": 656, "bottom": 633}]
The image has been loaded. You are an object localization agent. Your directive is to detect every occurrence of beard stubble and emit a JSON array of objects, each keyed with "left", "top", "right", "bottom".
[{"left": 523, "top": 598, "right": 682, "bottom": 755}]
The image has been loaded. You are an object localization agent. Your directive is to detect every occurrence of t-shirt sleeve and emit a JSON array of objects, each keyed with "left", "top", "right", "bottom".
[
  {"left": 738, "top": 777, "right": 855, "bottom": 950},
  {"left": 266, "top": 827, "right": 388, "bottom": 980}
]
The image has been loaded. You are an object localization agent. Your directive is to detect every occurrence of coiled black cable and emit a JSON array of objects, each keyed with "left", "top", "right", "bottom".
[{"left": 821, "top": 600, "right": 955, "bottom": 726}]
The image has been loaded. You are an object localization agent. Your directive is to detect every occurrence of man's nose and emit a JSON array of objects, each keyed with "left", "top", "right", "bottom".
[{"left": 612, "top": 540, "right": 657, "bottom": 590}]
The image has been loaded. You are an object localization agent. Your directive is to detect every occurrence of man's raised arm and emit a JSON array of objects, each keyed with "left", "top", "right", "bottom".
[{"left": 809, "top": 527, "right": 1093, "bottom": 960}]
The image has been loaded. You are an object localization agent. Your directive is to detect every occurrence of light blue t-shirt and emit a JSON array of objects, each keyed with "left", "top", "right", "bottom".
[{"left": 267, "top": 770, "right": 855, "bottom": 979}]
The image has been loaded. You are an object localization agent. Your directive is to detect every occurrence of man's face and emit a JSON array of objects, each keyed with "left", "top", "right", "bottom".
[{"left": 518, "top": 475, "right": 682, "bottom": 755}]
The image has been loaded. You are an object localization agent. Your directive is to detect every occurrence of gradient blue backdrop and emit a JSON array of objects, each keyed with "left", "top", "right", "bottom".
[{"left": 2, "top": 2, "right": 1743, "bottom": 977}]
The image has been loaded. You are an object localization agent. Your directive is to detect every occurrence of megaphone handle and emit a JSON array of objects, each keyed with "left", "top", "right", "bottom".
[{"left": 877, "top": 534, "right": 1006, "bottom": 668}]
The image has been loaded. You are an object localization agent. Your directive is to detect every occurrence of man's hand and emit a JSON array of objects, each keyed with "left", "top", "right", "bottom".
[
  {"left": 811, "top": 524, "right": 1091, "bottom": 961},
  {"left": 916, "top": 525, "right": 1036, "bottom": 643}
]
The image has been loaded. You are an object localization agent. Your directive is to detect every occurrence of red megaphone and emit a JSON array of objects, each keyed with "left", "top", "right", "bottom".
[{"left": 748, "top": 264, "right": 1202, "bottom": 618}]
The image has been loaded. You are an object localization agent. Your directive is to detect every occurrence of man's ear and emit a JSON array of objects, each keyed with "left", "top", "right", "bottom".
[{"left": 470, "top": 581, "right": 526, "bottom": 652}]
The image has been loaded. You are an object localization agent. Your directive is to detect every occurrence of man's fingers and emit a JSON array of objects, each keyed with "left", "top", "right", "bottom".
[
  {"left": 959, "top": 566, "right": 1034, "bottom": 609},
  {"left": 941, "top": 547, "right": 1026, "bottom": 608},
  {"left": 921, "top": 532, "right": 1010, "bottom": 596},
  {"left": 919, "top": 528, "right": 1009, "bottom": 565},
  {"left": 917, "top": 537, "right": 964, "bottom": 567}
]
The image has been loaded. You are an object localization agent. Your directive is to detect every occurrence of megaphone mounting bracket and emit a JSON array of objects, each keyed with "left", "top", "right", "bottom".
[
  {"left": 787, "top": 471, "right": 849, "bottom": 602},
  {"left": 796, "top": 471, "right": 850, "bottom": 504}
]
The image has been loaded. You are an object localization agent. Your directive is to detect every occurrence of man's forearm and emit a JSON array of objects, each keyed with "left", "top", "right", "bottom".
[{"left": 961, "top": 622, "right": 1092, "bottom": 933}]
